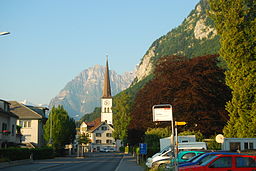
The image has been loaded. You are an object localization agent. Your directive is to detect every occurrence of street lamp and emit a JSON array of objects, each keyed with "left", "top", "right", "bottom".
[{"left": 0, "top": 32, "right": 10, "bottom": 36}]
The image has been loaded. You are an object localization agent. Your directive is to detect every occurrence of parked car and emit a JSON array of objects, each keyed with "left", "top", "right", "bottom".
[
  {"left": 151, "top": 151, "right": 205, "bottom": 169},
  {"left": 179, "top": 154, "right": 256, "bottom": 170},
  {"left": 100, "top": 147, "right": 116, "bottom": 152},
  {"left": 146, "top": 142, "right": 207, "bottom": 168},
  {"left": 178, "top": 152, "right": 242, "bottom": 168}
]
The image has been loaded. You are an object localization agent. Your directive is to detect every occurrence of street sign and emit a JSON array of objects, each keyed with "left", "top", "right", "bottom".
[
  {"left": 139, "top": 143, "right": 147, "bottom": 155},
  {"left": 153, "top": 104, "right": 172, "bottom": 121},
  {"left": 175, "top": 121, "right": 187, "bottom": 126}
]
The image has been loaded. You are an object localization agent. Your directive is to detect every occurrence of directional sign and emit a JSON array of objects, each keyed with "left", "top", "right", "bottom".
[
  {"left": 175, "top": 121, "right": 187, "bottom": 126},
  {"left": 139, "top": 143, "right": 147, "bottom": 155}
]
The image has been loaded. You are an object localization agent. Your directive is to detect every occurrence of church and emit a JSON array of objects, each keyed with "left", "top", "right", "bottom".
[{"left": 79, "top": 57, "right": 119, "bottom": 152}]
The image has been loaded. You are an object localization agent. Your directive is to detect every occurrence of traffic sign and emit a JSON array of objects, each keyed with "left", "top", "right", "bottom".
[
  {"left": 139, "top": 143, "right": 147, "bottom": 154},
  {"left": 175, "top": 121, "right": 187, "bottom": 126}
]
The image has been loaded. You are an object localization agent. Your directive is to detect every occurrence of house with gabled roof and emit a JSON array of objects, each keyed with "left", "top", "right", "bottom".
[
  {"left": 80, "top": 118, "right": 115, "bottom": 151},
  {"left": 9, "top": 101, "right": 48, "bottom": 147}
]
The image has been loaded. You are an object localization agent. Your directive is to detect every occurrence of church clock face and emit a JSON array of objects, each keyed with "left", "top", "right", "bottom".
[{"left": 104, "top": 100, "right": 110, "bottom": 106}]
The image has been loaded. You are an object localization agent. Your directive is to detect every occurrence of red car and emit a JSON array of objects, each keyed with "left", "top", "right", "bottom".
[{"left": 179, "top": 154, "right": 256, "bottom": 171}]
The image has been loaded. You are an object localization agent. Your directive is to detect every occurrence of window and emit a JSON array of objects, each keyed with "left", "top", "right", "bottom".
[
  {"left": 11, "top": 125, "right": 15, "bottom": 136},
  {"left": 96, "top": 140, "right": 101, "bottom": 144},
  {"left": 181, "top": 153, "right": 196, "bottom": 160},
  {"left": 0, "top": 101, "right": 10, "bottom": 112},
  {"left": 182, "top": 140, "right": 189, "bottom": 143},
  {"left": 106, "top": 133, "right": 112, "bottom": 137},
  {"left": 19, "top": 120, "right": 31, "bottom": 128},
  {"left": 101, "top": 126, "right": 107, "bottom": 130},
  {"left": 244, "top": 142, "right": 254, "bottom": 150},
  {"left": 96, "top": 133, "right": 101, "bottom": 137},
  {"left": 209, "top": 157, "right": 232, "bottom": 168},
  {"left": 250, "top": 143, "right": 254, "bottom": 149},
  {"left": 236, "top": 157, "right": 256, "bottom": 168},
  {"left": 106, "top": 140, "right": 112, "bottom": 144},
  {"left": 2, "top": 123, "right": 7, "bottom": 131}
]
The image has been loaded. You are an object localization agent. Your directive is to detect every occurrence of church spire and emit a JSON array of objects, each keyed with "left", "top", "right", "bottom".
[{"left": 102, "top": 56, "right": 111, "bottom": 98}]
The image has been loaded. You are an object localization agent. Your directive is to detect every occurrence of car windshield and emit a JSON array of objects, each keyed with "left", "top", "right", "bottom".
[{"left": 200, "top": 156, "right": 218, "bottom": 166}]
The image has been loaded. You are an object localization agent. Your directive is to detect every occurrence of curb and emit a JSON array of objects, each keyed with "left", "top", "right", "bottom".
[{"left": 114, "top": 155, "right": 124, "bottom": 171}]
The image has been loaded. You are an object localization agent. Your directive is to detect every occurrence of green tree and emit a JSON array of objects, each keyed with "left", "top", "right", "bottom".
[
  {"left": 77, "top": 133, "right": 91, "bottom": 145},
  {"left": 112, "top": 92, "right": 132, "bottom": 143},
  {"left": 144, "top": 127, "right": 171, "bottom": 156},
  {"left": 44, "top": 106, "right": 76, "bottom": 149},
  {"left": 209, "top": 0, "right": 256, "bottom": 137}
]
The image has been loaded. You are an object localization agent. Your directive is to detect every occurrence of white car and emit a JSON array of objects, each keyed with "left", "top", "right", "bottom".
[{"left": 100, "top": 147, "right": 116, "bottom": 152}]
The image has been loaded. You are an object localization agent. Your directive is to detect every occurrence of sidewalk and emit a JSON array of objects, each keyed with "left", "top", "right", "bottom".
[{"left": 115, "top": 154, "right": 145, "bottom": 171}]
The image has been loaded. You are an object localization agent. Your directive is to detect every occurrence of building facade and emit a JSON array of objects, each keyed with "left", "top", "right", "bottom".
[
  {"left": 0, "top": 99, "right": 19, "bottom": 148},
  {"left": 9, "top": 101, "right": 48, "bottom": 147}
]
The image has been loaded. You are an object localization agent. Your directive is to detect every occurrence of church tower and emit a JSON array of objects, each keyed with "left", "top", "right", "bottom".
[{"left": 101, "top": 56, "right": 113, "bottom": 125}]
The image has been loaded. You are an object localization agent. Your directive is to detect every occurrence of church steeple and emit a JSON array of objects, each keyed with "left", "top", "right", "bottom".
[
  {"left": 102, "top": 56, "right": 112, "bottom": 98},
  {"left": 101, "top": 56, "right": 113, "bottom": 125}
]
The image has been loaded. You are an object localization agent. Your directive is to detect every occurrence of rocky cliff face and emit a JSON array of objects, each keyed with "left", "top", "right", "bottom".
[
  {"left": 49, "top": 65, "right": 135, "bottom": 118},
  {"left": 134, "top": 0, "right": 218, "bottom": 83}
]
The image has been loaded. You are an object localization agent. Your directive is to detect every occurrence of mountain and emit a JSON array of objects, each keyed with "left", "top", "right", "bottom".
[
  {"left": 20, "top": 99, "right": 49, "bottom": 108},
  {"left": 49, "top": 64, "right": 135, "bottom": 118},
  {"left": 133, "top": 0, "right": 220, "bottom": 84}
]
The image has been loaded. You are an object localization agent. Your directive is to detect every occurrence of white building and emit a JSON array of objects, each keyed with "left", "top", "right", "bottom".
[
  {"left": 9, "top": 101, "right": 48, "bottom": 147},
  {"left": 221, "top": 138, "right": 256, "bottom": 151},
  {"left": 0, "top": 99, "right": 19, "bottom": 148}
]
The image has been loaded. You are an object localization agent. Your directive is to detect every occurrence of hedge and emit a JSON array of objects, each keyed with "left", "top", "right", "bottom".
[{"left": 0, "top": 147, "right": 54, "bottom": 161}]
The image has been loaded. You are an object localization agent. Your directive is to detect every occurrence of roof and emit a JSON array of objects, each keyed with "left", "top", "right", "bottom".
[
  {"left": 9, "top": 101, "right": 46, "bottom": 119},
  {"left": 86, "top": 117, "right": 102, "bottom": 131},
  {"left": 83, "top": 117, "right": 113, "bottom": 133},
  {"left": 0, "top": 110, "right": 19, "bottom": 119},
  {"left": 102, "top": 57, "right": 112, "bottom": 98}
]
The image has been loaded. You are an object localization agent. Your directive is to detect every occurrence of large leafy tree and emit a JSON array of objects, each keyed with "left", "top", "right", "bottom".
[
  {"left": 129, "top": 55, "right": 231, "bottom": 144},
  {"left": 209, "top": 0, "right": 256, "bottom": 137},
  {"left": 112, "top": 92, "right": 132, "bottom": 143},
  {"left": 44, "top": 105, "right": 76, "bottom": 149}
]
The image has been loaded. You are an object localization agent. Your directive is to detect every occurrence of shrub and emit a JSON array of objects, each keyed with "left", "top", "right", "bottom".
[
  {"left": 31, "top": 147, "right": 54, "bottom": 160},
  {"left": 0, "top": 148, "right": 30, "bottom": 161}
]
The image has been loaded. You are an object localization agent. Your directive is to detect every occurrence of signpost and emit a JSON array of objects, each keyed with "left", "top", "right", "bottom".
[
  {"left": 152, "top": 104, "right": 177, "bottom": 170},
  {"left": 139, "top": 143, "right": 147, "bottom": 164}
]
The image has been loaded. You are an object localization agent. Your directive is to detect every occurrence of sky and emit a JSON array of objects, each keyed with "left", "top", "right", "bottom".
[{"left": 0, "top": 0, "right": 200, "bottom": 105}]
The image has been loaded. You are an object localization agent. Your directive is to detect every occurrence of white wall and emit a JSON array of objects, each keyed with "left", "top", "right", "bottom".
[{"left": 19, "top": 119, "right": 40, "bottom": 146}]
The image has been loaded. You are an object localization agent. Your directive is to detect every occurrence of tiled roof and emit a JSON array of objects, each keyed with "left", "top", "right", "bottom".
[
  {"left": 9, "top": 101, "right": 46, "bottom": 119},
  {"left": 86, "top": 117, "right": 102, "bottom": 132},
  {"left": 86, "top": 117, "right": 114, "bottom": 133}
]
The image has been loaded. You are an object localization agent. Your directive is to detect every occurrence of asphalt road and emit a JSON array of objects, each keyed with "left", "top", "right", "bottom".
[{"left": 2, "top": 152, "right": 123, "bottom": 171}]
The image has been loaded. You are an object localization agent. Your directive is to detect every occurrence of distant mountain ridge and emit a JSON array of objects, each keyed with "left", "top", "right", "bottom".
[{"left": 49, "top": 64, "right": 135, "bottom": 118}]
